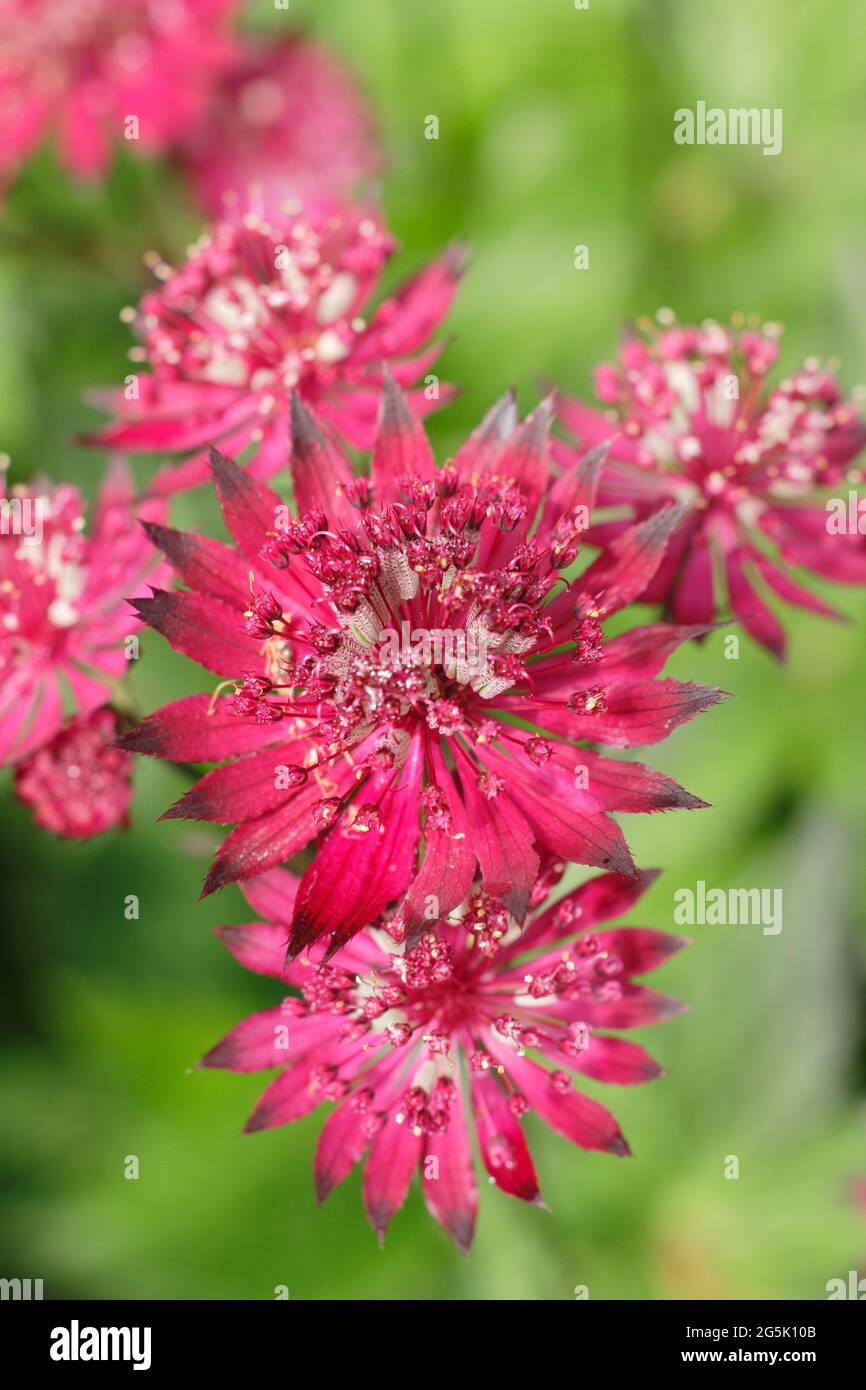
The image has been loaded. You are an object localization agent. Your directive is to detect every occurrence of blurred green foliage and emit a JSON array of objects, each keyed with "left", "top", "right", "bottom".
[{"left": 1, "top": 0, "right": 865, "bottom": 1299}]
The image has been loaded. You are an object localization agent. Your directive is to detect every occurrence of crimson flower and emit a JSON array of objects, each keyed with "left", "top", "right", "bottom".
[
  {"left": 14, "top": 706, "right": 133, "bottom": 837},
  {"left": 555, "top": 313, "right": 866, "bottom": 656},
  {"left": 88, "top": 206, "right": 460, "bottom": 494},
  {"left": 0, "top": 460, "right": 162, "bottom": 768},
  {"left": 178, "top": 36, "right": 380, "bottom": 223},
  {"left": 122, "top": 382, "right": 725, "bottom": 958},
  {"left": 0, "top": 0, "right": 240, "bottom": 187},
  {"left": 203, "top": 861, "right": 686, "bottom": 1250}
]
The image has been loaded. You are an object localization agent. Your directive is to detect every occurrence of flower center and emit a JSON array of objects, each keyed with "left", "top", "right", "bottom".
[
  {"left": 0, "top": 492, "right": 87, "bottom": 646},
  {"left": 130, "top": 217, "right": 392, "bottom": 408},
  {"left": 598, "top": 318, "right": 864, "bottom": 510},
  {"left": 234, "top": 472, "right": 599, "bottom": 798},
  {"left": 286, "top": 899, "right": 628, "bottom": 1135}
]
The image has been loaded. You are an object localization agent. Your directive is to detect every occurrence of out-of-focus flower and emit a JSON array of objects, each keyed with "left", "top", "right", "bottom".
[
  {"left": 203, "top": 861, "right": 686, "bottom": 1250},
  {"left": 120, "top": 381, "right": 725, "bottom": 958},
  {"left": 0, "top": 0, "right": 240, "bottom": 186},
  {"left": 179, "top": 36, "right": 380, "bottom": 223},
  {"left": 555, "top": 313, "right": 866, "bottom": 656},
  {"left": 14, "top": 706, "right": 133, "bottom": 836},
  {"left": 87, "top": 207, "right": 460, "bottom": 494},
  {"left": 0, "top": 459, "right": 162, "bottom": 767}
]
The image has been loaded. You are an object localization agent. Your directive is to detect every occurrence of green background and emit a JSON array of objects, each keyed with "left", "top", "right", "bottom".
[{"left": 1, "top": 0, "right": 865, "bottom": 1299}]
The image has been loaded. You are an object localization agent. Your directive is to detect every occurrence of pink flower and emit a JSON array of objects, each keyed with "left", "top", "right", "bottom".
[
  {"left": 555, "top": 314, "right": 866, "bottom": 656},
  {"left": 87, "top": 206, "right": 460, "bottom": 495},
  {"left": 120, "top": 382, "right": 725, "bottom": 957},
  {"left": 0, "top": 0, "right": 240, "bottom": 186},
  {"left": 178, "top": 36, "right": 380, "bottom": 223},
  {"left": 203, "top": 861, "right": 686, "bottom": 1250},
  {"left": 14, "top": 706, "right": 133, "bottom": 837},
  {"left": 0, "top": 460, "right": 162, "bottom": 767}
]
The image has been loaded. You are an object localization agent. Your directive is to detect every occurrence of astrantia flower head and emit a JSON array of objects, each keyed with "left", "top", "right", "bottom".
[
  {"left": 89, "top": 206, "right": 460, "bottom": 494},
  {"left": 0, "top": 459, "right": 161, "bottom": 767},
  {"left": 0, "top": 0, "right": 240, "bottom": 186},
  {"left": 179, "top": 36, "right": 380, "bottom": 223},
  {"left": 555, "top": 312, "right": 866, "bottom": 655},
  {"left": 122, "top": 381, "right": 725, "bottom": 958},
  {"left": 204, "top": 861, "right": 686, "bottom": 1250},
  {"left": 14, "top": 706, "right": 133, "bottom": 837}
]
